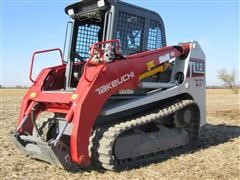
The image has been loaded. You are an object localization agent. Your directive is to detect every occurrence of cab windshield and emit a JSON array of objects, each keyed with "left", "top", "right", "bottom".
[
  {"left": 66, "top": 12, "right": 105, "bottom": 88},
  {"left": 74, "top": 22, "right": 103, "bottom": 61}
]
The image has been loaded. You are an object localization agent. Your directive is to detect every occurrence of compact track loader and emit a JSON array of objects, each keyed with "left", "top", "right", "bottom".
[{"left": 11, "top": 0, "right": 206, "bottom": 170}]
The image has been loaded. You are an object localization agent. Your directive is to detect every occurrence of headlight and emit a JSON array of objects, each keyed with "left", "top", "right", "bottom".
[
  {"left": 97, "top": 0, "right": 105, "bottom": 7},
  {"left": 67, "top": 9, "right": 74, "bottom": 16}
]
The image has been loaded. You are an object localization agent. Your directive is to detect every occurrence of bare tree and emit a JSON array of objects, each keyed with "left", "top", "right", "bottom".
[
  {"left": 15, "top": 85, "right": 24, "bottom": 89},
  {"left": 217, "top": 68, "right": 239, "bottom": 94}
]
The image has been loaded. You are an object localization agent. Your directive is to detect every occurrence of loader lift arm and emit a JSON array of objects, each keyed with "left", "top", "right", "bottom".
[{"left": 13, "top": 40, "right": 191, "bottom": 167}]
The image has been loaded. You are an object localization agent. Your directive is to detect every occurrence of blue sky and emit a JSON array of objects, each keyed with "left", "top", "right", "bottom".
[{"left": 1, "top": 0, "right": 239, "bottom": 86}]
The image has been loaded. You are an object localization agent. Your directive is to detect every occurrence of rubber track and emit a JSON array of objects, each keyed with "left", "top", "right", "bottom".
[{"left": 90, "top": 99, "right": 199, "bottom": 170}]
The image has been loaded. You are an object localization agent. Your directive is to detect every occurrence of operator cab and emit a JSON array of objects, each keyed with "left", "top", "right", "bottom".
[{"left": 64, "top": 0, "right": 167, "bottom": 89}]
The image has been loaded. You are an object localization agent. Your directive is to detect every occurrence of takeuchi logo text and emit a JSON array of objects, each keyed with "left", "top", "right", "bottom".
[{"left": 95, "top": 71, "right": 135, "bottom": 95}]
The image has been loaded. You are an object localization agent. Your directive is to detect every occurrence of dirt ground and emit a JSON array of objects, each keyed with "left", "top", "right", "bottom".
[{"left": 0, "top": 89, "right": 239, "bottom": 179}]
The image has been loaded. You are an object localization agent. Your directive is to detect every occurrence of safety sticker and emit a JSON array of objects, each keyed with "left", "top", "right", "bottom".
[
  {"left": 71, "top": 94, "right": 78, "bottom": 100},
  {"left": 30, "top": 92, "right": 36, "bottom": 98},
  {"left": 147, "top": 60, "right": 156, "bottom": 71},
  {"left": 159, "top": 53, "right": 170, "bottom": 64}
]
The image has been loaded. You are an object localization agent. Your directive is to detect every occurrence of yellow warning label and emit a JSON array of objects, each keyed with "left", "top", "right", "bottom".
[
  {"left": 71, "top": 94, "right": 78, "bottom": 100},
  {"left": 140, "top": 63, "right": 170, "bottom": 80},
  {"left": 30, "top": 92, "right": 37, "bottom": 98},
  {"left": 147, "top": 60, "right": 156, "bottom": 71}
]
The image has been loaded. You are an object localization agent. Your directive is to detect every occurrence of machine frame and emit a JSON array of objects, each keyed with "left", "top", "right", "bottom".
[{"left": 10, "top": 0, "right": 206, "bottom": 170}]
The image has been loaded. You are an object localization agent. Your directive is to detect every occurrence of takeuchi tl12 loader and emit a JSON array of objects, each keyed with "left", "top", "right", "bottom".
[{"left": 10, "top": 0, "right": 206, "bottom": 171}]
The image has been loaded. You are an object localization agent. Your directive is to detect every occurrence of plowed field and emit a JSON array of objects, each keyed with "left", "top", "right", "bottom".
[{"left": 0, "top": 89, "right": 239, "bottom": 179}]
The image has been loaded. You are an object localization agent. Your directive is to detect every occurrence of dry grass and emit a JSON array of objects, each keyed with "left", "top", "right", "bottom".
[{"left": 0, "top": 89, "right": 239, "bottom": 179}]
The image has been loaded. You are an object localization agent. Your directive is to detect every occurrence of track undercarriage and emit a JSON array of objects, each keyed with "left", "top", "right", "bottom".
[{"left": 89, "top": 99, "right": 200, "bottom": 170}]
